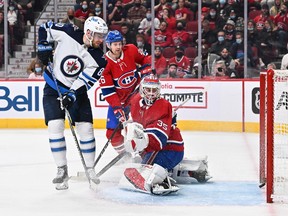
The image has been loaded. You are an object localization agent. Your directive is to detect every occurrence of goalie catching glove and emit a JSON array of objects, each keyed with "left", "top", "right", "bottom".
[{"left": 124, "top": 122, "right": 149, "bottom": 153}]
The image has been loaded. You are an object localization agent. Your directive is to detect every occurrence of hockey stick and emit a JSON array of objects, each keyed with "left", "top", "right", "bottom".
[
  {"left": 93, "top": 121, "right": 122, "bottom": 169},
  {"left": 96, "top": 152, "right": 130, "bottom": 178},
  {"left": 174, "top": 97, "right": 191, "bottom": 113},
  {"left": 47, "top": 63, "right": 97, "bottom": 185}
]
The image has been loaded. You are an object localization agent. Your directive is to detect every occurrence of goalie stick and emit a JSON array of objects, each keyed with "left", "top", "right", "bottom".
[{"left": 47, "top": 63, "right": 99, "bottom": 185}]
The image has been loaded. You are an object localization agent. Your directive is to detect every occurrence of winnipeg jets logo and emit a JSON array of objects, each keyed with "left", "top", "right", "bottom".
[
  {"left": 61, "top": 55, "right": 84, "bottom": 77},
  {"left": 117, "top": 70, "right": 137, "bottom": 88}
]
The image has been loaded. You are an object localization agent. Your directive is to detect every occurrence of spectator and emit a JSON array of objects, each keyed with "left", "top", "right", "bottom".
[
  {"left": 126, "top": 0, "right": 147, "bottom": 31},
  {"left": 108, "top": 0, "right": 126, "bottom": 25},
  {"left": 120, "top": 23, "right": 136, "bottom": 45},
  {"left": 194, "top": 19, "right": 217, "bottom": 47},
  {"left": 273, "top": 2, "right": 288, "bottom": 53},
  {"left": 149, "top": 20, "right": 172, "bottom": 47},
  {"left": 172, "top": 21, "right": 189, "bottom": 47},
  {"left": 61, "top": 8, "right": 84, "bottom": 30},
  {"left": 7, "top": 3, "right": 18, "bottom": 26},
  {"left": 223, "top": 19, "right": 236, "bottom": 47},
  {"left": 254, "top": 3, "right": 274, "bottom": 31},
  {"left": 193, "top": 44, "right": 210, "bottom": 77},
  {"left": 75, "top": 0, "right": 90, "bottom": 23},
  {"left": 206, "top": 4, "right": 218, "bottom": 22},
  {"left": 270, "top": 0, "right": 282, "bottom": 16},
  {"left": 247, "top": 19, "right": 258, "bottom": 46},
  {"left": 217, "top": 47, "right": 237, "bottom": 77},
  {"left": 267, "top": 62, "right": 277, "bottom": 69},
  {"left": 175, "top": 0, "right": 189, "bottom": 24},
  {"left": 138, "top": 8, "right": 160, "bottom": 36},
  {"left": 210, "top": 60, "right": 230, "bottom": 78},
  {"left": 15, "top": 0, "right": 35, "bottom": 25},
  {"left": 168, "top": 46, "right": 191, "bottom": 78},
  {"left": 209, "top": 30, "right": 232, "bottom": 55},
  {"left": 136, "top": 33, "right": 151, "bottom": 55},
  {"left": 28, "top": 62, "right": 44, "bottom": 79},
  {"left": 160, "top": 8, "right": 176, "bottom": 34},
  {"left": 95, "top": 3, "right": 103, "bottom": 18},
  {"left": 154, "top": 0, "right": 172, "bottom": 20},
  {"left": 88, "top": 1, "right": 96, "bottom": 14},
  {"left": 148, "top": 46, "right": 167, "bottom": 78},
  {"left": 201, "top": 7, "right": 210, "bottom": 21},
  {"left": 165, "top": 62, "right": 178, "bottom": 78}
]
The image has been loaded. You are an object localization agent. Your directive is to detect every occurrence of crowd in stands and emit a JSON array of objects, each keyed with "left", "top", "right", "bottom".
[
  {"left": 63, "top": 0, "right": 288, "bottom": 79},
  {"left": 2, "top": 0, "right": 288, "bottom": 79},
  {"left": 0, "top": 0, "right": 38, "bottom": 68}
]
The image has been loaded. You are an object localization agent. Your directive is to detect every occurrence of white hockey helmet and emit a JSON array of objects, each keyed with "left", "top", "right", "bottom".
[
  {"left": 140, "top": 74, "right": 161, "bottom": 105},
  {"left": 84, "top": 16, "right": 108, "bottom": 37}
]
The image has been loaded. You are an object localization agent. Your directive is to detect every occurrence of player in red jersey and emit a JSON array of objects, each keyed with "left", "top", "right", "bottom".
[
  {"left": 121, "top": 74, "right": 184, "bottom": 195},
  {"left": 99, "top": 30, "right": 151, "bottom": 154}
]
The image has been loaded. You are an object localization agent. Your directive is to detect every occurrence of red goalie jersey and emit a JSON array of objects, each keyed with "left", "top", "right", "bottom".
[
  {"left": 100, "top": 44, "right": 151, "bottom": 108},
  {"left": 129, "top": 94, "right": 184, "bottom": 153}
]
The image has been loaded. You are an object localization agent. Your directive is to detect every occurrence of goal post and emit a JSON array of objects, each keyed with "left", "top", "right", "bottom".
[{"left": 260, "top": 69, "right": 288, "bottom": 203}]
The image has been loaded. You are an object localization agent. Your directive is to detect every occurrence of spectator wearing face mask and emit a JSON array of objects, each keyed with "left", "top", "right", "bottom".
[
  {"left": 209, "top": 30, "right": 232, "bottom": 55},
  {"left": 138, "top": 8, "right": 160, "bottom": 36},
  {"left": 108, "top": 0, "right": 127, "bottom": 25},
  {"left": 75, "top": 0, "right": 90, "bottom": 23},
  {"left": 95, "top": 3, "right": 103, "bottom": 18},
  {"left": 7, "top": 3, "right": 18, "bottom": 26},
  {"left": 168, "top": 46, "right": 191, "bottom": 78},
  {"left": 61, "top": 8, "right": 84, "bottom": 30},
  {"left": 136, "top": 34, "right": 151, "bottom": 55},
  {"left": 172, "top": 22, "right": 189, "bottom": 47},
  {"left": 28, "top": 62, "right": 44, "bottom": 80}
]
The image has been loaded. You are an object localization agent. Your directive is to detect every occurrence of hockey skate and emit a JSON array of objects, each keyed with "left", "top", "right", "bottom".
[
  {"left": 188, "top": 170, "right": 212, "bottom": 183},
  {"left": 53, "top": 165, "right": 69, "bottom": 190},
  {"left": 87, "top": 168, "right": 100, "bottom": 185},
  {"left": 151, "top": 176, "right": 179, "bottom": 195}
]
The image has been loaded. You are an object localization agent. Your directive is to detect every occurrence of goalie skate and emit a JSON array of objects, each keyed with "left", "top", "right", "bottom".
[
  {"left": 151, "top": 177, "right": 179, "bottom": 195},
  {"left": 53, "top": 165, "right": 69, "bottom": 190}
]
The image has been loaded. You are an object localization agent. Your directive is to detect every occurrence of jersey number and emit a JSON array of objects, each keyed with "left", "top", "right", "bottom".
[{"left": 157, "top": 120, "right": 168, "bottom": 131}]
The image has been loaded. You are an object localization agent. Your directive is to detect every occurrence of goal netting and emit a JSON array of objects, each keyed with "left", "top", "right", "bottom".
[{"left": 260, "top": 69, "right": 288, "bottom": 203}]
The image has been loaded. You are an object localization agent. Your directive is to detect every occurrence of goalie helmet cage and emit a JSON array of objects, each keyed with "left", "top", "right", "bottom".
[{"left": 260, "top": 69, "right": 288, "bottom": 203}]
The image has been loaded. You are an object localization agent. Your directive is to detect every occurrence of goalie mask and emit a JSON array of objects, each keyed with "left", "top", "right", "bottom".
[{"left": 140, "top": 74, "right": 161, "bottom": 106}]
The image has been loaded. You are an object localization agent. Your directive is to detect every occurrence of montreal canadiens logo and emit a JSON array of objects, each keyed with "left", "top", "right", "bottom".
[
  {"left": 117, "top": 70, "right": 137, "bottom": 88},
  {"left": 61, "top": 55, "right": 84, "bottom": 77}
]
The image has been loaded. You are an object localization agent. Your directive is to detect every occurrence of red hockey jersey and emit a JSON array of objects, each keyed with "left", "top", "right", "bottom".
[
  {"left": 100, "top": 44, "right": 150, "bottom": 108},
  {"left": 130, "top": 94, "right": 184, "bottom": 153}
]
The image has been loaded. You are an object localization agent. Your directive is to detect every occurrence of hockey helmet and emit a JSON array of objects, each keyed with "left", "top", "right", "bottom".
[
  {"left": 140, "top": 74, "right": 161, "bottom": 105},
  {"left": 105, "top": 30, "right": 123, "bottom": 47},
  {"left": 84, "top": 16, "right": 108, "bottom": 38}
]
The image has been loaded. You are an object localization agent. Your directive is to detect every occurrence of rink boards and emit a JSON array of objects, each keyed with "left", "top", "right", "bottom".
[{"left": 0, "top": 79, "right": 260, "bottom": 132}]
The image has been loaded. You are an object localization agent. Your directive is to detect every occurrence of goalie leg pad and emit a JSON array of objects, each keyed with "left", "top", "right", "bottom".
[
  {"left": 48, "top": 119, "right": 67, "bottom": 167},
  {"left": 123, "top": 164, "right": 179, "bottom": 195},
  {"left": 172, "top": 156, "right": 212, "bottom": 183},
  {"left": 76, "top": 122, "right": 96, "bottom": 167}
]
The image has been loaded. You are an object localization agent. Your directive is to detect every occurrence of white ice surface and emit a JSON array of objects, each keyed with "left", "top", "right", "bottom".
[{"left": 0, "top": 129, "right": 287, "bottom": 216}]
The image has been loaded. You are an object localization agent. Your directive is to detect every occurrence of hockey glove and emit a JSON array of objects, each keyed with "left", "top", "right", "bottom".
[
  {"left": 62, "top": 90, "right": 76, "bottom": 109},
  {"left": 138, "top": 64, "right": 153, "bottom": 78},
  {"left": 113, "top": 107, "right": 127, "bottom": 123},
  {"left": 124, "top": 122, "right": 149, "bottom": 153},
  {"left": 37, "top": 41, "right": 53, "bottom": 65}
]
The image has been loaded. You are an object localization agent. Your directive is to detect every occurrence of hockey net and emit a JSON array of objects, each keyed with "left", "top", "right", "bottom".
[{"left": 260, "top": 69, "right": 288, "bottom": 203}]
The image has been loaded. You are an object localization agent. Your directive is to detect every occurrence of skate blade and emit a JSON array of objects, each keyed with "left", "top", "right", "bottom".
[
  {"left": 55, "top": 181, "right": 69, "bottom": 190},
  {"left": 151, "top": 185, "right": 179, "bottom": 195}
]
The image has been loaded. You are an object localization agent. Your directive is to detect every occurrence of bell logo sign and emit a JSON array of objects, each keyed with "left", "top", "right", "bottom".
[{"left": 0, "top": 86, "right": 40, "bottom": 111}]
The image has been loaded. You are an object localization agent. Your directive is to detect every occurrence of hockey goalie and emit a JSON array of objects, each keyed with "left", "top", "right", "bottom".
[{"left": 119, "top": 74, "right": 211, "bottom": 195}]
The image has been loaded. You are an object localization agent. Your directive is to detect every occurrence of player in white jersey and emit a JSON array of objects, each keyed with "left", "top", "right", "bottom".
[{"left": 37, "top": 16, "right": 108, "bottom": 190}]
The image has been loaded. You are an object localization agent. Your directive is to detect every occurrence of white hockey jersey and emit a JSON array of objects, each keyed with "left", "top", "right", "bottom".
[{"left": 38, "top": 21, "right": 106, "bottom": 94}]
